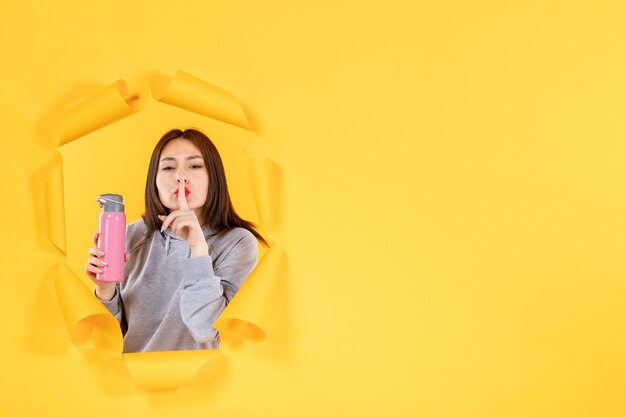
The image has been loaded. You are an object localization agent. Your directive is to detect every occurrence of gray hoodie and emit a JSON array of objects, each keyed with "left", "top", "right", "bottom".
[{"left": 98, "top": 219, "right": 258, "bottom": 352}]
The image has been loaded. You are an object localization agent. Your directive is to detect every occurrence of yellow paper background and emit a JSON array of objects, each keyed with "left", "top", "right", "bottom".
[{"left": 2, "top": 1, "right": 626, "bottom": 416}]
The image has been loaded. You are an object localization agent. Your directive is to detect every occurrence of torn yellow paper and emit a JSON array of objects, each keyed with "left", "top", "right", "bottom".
[
  {"left": 54, "top": 262, "right": 122, "bottom": 354},
  {"left": 45, "top": 162, "right": 66, "bottom": 253},
  {"left": 215, "top": 244, "right": 285, "bottom": 342},
  {"left": 150, "top": 71, "right": 250, "bottom": 130},
  {"left": 247, "top": 156, "right": 272, "bottom": 228},
  {"left": 51, "top": 70, "right": 283, "bottom": 390},
  {"left": 60, "top": 80, "right": 142, "bottom": 145},
  {"left": 123, "top": 350, "right": 221, "bottom": 390}
]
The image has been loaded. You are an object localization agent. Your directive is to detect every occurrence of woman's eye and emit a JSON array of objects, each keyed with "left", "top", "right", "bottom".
[
  {"left": 161, "top": 167, "right": 175, "bottom": 171},
  {"left": 191, "top": 165, "right": 204, "bottom": 169}
]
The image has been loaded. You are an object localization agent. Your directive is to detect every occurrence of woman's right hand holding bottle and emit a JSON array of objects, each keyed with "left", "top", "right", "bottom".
[{"left": 85, "top": 232, "right": 128, "bottom": 301}]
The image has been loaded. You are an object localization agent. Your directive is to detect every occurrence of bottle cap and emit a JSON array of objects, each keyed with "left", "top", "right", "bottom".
[{"left": 96, "top": 194, "right": 125, "bottom": 212}]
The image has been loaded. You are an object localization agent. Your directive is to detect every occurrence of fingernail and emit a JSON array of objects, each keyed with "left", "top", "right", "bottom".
[
  {"left": 102, "top": 261, "right": 108, "bottom": 266},
  {"left": 98, "top": 251, "right": 105, "bottom": 256},
  {"left": 97, "top": 269, "right": 103, "bottom": 273}
]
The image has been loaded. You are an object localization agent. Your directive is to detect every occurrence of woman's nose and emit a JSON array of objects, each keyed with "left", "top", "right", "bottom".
[{"left": 176, "top": 175, "right": 188, "bottom": 184}]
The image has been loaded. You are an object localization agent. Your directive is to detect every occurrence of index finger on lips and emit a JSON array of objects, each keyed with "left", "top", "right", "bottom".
[{"left": 178, "top": 181, "right": 189, "bottom": 210}]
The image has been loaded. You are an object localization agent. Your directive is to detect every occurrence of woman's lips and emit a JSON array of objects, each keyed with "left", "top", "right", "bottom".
[{"left": 175, "top": 188, "right": 190, "bottom": 197}]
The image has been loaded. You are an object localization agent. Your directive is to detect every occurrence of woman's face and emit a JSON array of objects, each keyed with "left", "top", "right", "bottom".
[{"left": 156, "top": 138, "right": 209, "bottom": 222}]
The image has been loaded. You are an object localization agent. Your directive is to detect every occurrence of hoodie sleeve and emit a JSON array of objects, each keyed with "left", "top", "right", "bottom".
[
  {"left": 178, "top": 230, "right": 258, "bottom": 345},
  {"left": 94, "top": 221, "right": 141, "bottom": 327},
  {"left": 96, "top": 286, "right": 123, "bottom": 323}
]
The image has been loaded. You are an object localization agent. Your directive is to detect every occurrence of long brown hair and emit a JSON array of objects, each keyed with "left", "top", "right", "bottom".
[{"left": 142, "top": 128, "right": 267, "bottom": 246}]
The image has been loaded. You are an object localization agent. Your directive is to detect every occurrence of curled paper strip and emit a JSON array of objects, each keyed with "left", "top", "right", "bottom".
[
  {"left": 247, "top": 156, "right": 273, "bottom": 228},
  {"left": 150, "top": 71, "right": 251, "bottom": 130},
  {"left": 44, "top": 162, "right": 66, "bottom": 253},
  {"left": 50, "top": 70, "right": 283, "bottom": 390},
  {"left": 54, "top": 263, "right": 122, "bottom": 354},
  {"left": 60, "top": 80, "right": 142, "bottom": 145},
  {"left": 123, "top": 350, "right": 221, "bottom": 390},
  {"left": 215, "top": 244, "right": 285, "bottom": 342}
]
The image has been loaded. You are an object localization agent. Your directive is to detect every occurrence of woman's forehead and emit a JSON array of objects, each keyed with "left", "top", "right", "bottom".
[{"left": 160, "top": 138, "right": 202, "bottom": 158}]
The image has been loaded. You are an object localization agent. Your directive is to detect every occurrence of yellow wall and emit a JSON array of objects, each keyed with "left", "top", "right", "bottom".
[{"left": 2, "top": 1, "right": 626, "bottom": 416}]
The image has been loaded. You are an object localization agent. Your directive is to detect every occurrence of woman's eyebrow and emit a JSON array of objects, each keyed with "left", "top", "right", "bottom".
[{"left": 159, "top": 155, "right": 203, "bottom": 162}]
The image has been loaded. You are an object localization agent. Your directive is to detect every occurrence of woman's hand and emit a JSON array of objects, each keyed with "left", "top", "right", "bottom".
[
  {"left": 159, "top": 182, "right": 209, "bottom": 257},
  {"left": 85, "top": 232, "right": 129, "bottom": 301}
]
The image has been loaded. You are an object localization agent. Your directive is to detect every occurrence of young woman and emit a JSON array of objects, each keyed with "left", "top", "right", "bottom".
[{"left": 85, "top": 128, "right": 266, "bottom": 352}]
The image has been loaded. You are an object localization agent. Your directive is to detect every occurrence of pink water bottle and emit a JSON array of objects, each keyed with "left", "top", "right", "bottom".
[{"left": 96, "top": 194, "right": 126, "bottom": 282}]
